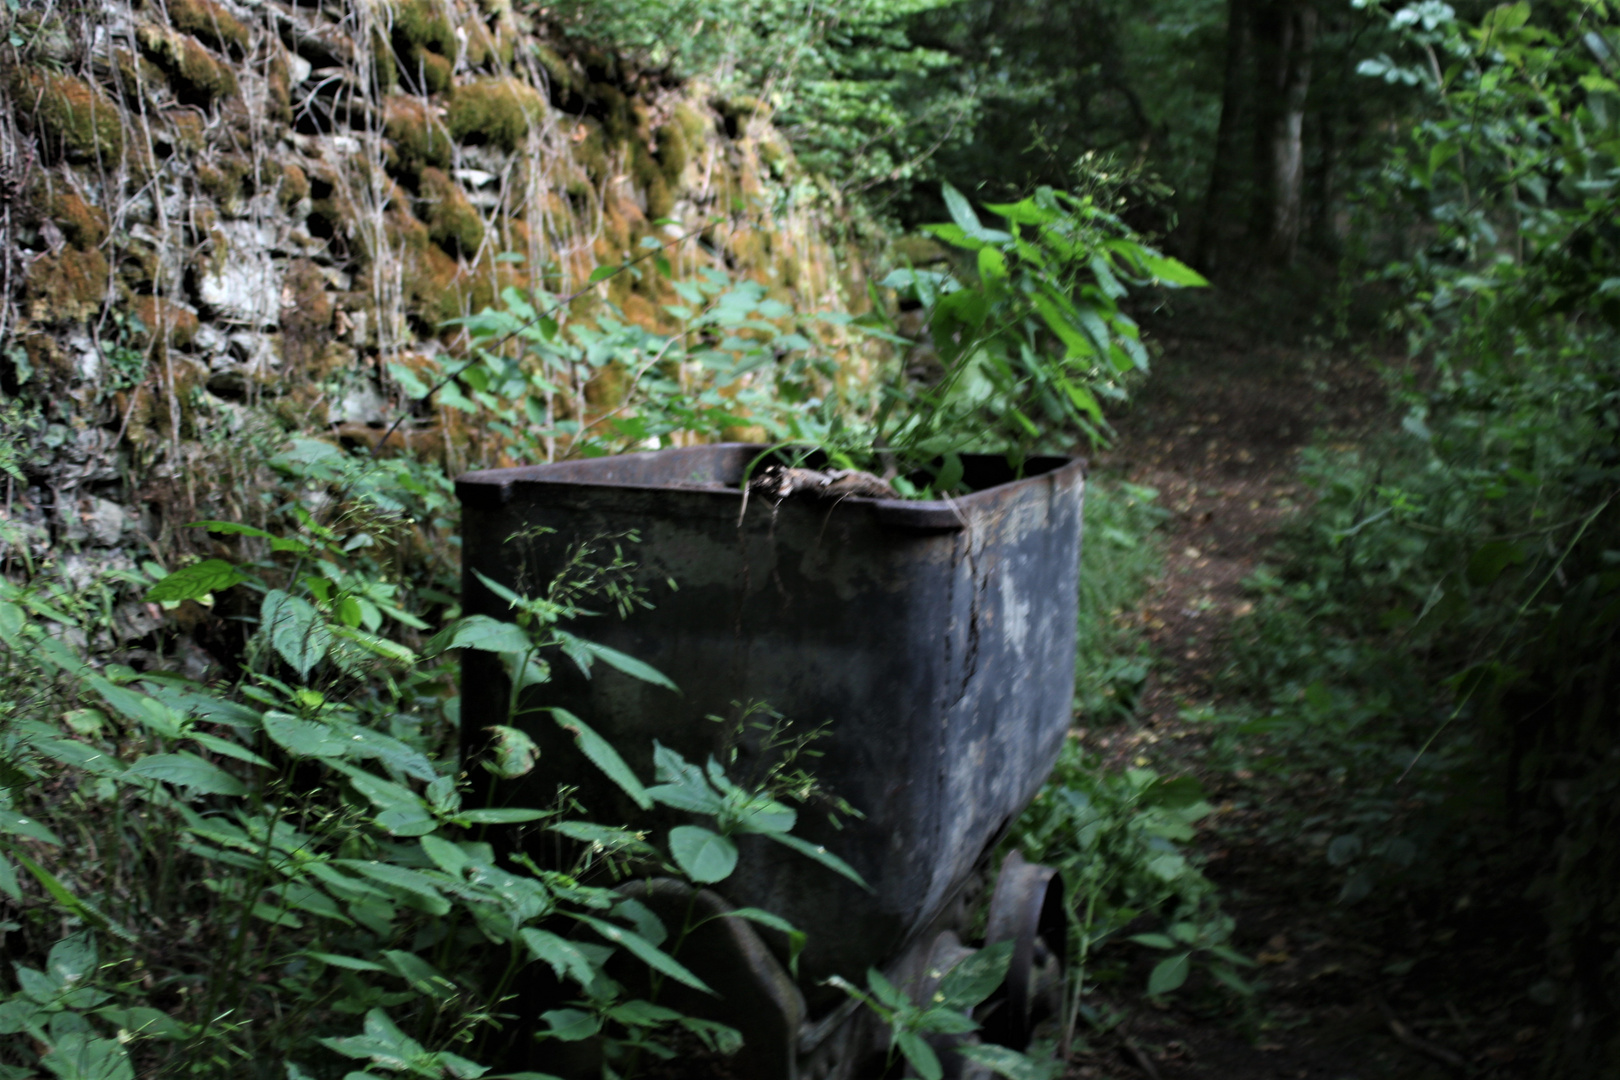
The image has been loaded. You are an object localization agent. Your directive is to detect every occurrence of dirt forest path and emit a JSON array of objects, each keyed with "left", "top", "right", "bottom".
[{"left": 1058, "top": 298, "right": 1538, "bottom": 1080}]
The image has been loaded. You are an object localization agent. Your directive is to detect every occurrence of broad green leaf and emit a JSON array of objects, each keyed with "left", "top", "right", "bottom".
[
  {"left": 263, "top": 712, "right": 347, "bottom": 758},
  {"left": 145, "top": 560, "right": 246, "bottom": 603},
  {"left": 608, "top": 999, "right": 683, "bottom": 1026},
  {"left": 0, "top": 600, "right": 24, "bottom": 641},
  {"left": 93, "top": 1006, "right": 185, "bottom": 1040},
  {"left": 188, "top": 520, "right": 303, "bottom": 550},
  {"left": 187, "top": 731, "right": 270, "bottom": 768},
  {"left": 573, "top": 914, "right": 713, "bottom": 994},
  {"left": 668, "top": 825, "right": 738, "bottom": 884},
  {"left": 7, "top": 847, "right": 136, "bottom": 941},
  {"left": 0, "top": 851, "right": 20, "bottom": 899},
  {"left": 1141, "top": 253, "right": 1208, "bottom": 287},
  {"left": 765, "top": 831, "right": 870, "bottom": 891},
  {"left": 1147, "top": 952, "right": 1191, "bottom": 996},
  {"left": 425, "top": 615, "right": 532, "bottom": 656},
  {"left": 261, "top": 590, "right": 330, "bottom": 678},
  {"left": 1032, "top": 293, "right": 1094, "bottom": 358},
  {"left": 646, "top": 741, "right": 723, "bottom": 814},
  {"left": 456, "top": 807, "right": 553, "bottom": 824},
  {"left": 977, "top": 246, "right": 1009, "bottom": 285},
  {"left": 588, "top": 265, "right": 619, "bottom": 285},
  {"left": 724, "top": 907, "right": 807, "bottom": 974},
  {"left": 0, "top": 810, "right": 60, "bottom": 846},
  {"left": 550, "top": 820, "right": 653, "bottom": 854},
  {"left": 38, "top": 1032, "right": 134, "bottom": 1080},
  {"left": 938, "top": 939, "right": 1013, "bottom": 1009},
  {"left": 541, "top": 1008, "right": 600, "bottom": 1042},
  {"left": 48, "top": 933, "right": 97, "bottom": 984},
  {"left": 381, "top": 950, "right": 454, "bottom": 998},
  {"left": 126, "top": 753, "right": 247, "bottom": 797},
  {"left": 560, "top": 634, "right": 679, "bottom": 691},
  {"left": 942, "top": 182, "right": 981, "bottom": 235},
  {"left": 306, "top": 953, "right": 388, "bottom": 972},
  {"left": 521, "top": 928, "right": 598, "bottom": 989},
  {"left": 894, "top": 1030, "right": 942, "bottom": 1080},
  {"left": 333, "top": 860, "right": 451, "bottom": 915},
  {"left": 86, "top": 677, "right": 183, "bottom": 737},
  {"left": 551, "top": 708, "right": 651, "bottom": 809},
  {"left": 1128, "top": 933, "right": 1176, "bottom": 950},
  {"left": 482, "top": 725, "right": 539, "bottom": 779}
]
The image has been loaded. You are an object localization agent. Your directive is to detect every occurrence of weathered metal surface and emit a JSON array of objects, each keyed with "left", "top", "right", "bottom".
[{"left": 456, "top": 444, "right": 1085, "bottom": 1011}]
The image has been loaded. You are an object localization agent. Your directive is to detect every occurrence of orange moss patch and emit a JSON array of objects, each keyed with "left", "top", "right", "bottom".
[
  {"left": 165, "top": 108, "right": 207, "bottom": 152},
  {"left": 25, "top": 246, "right": 112, "bottom": 323},
  {"left": 279, "top": 161, "right": 310, "bottom": 207},
  {"left": 7, "top": 67, "right": 127, "bottom": 161},
  {"left": 279, "top": 259, "right": 334, "bottom": 373},
  {"left": 132, "top": 296, "right": 200, "bottom": 350},
  {"left": 48, "top": 189, "right": 109, "bottom": 248},
  {"left": 166, "top": 0, "right": 249, "bottom": 55}
]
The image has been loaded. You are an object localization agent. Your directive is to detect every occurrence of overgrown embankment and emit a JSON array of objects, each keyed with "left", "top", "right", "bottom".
[{"left": 1, "top": 0, "right": 880, "bottom": 584}]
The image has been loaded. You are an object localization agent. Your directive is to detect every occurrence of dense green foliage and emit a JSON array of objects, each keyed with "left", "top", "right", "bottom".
[
  {"left": 1200, "top": 0, "right": 1620, "bottom": 1070},
  {"left": 6, "top": 0, "right": 1620, "bottom": 1071},
  {"left": 0, "top": 432, "right": 870, "bottom": 1078}
]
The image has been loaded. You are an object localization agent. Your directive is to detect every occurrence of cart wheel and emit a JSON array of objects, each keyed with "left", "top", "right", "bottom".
[{"left": 979, "top": 851, "right": 1066, "bottom": 1048}]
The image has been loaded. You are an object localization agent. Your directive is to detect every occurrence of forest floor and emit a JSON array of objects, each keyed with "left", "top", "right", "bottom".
[{"left": 1063, "top": 289, "right": 1543, "bottom": 1080}]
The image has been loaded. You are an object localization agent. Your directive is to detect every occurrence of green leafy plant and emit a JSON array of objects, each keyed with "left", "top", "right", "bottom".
[
  {"left": 1011, "top": 741, "right": 1253, "bottom": 1042},
  {"left": 874, "top": 182, "right": 1205, "bottom": 481},
  {"left": 0, "top": 433, "right": 846, "bottom": 1079}
]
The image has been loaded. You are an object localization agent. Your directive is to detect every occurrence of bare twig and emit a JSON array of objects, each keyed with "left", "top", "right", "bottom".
[
  {"left": 1119, "top": 1030, "right": 1163, "bottom": 1080},
  {"left": 1377, "top": 998, "right": 1472, "bottom": 1073}
]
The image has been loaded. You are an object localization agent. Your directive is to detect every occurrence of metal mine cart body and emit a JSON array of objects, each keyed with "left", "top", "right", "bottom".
[{"left": 457, "top": 445, "right": 1084, "bottom": 1078}]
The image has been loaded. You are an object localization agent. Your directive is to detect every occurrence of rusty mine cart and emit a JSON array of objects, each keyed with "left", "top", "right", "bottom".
[{"left": 457, "top": 445, "right": 1084, "bottom": 1079}]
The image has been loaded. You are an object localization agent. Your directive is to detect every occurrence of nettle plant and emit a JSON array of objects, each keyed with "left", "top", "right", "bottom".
[
  {"left": 873, "top": 182, "right": 1206, "bottom": 492},
  {"left": 391, "top": 255, "right": 860, "bottom": 467},
  {"left": 403, "top": 183, "right": 1204, "bottom": 501},
  {"left": 0, "top": 439, "right": 850, "bottom": 1080},
  {"left": 1011, "top": 741, "right": 1254, "bottom": 1045}
]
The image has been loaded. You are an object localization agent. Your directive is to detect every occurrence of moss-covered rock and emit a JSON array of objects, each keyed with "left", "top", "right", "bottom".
[
  {"left": 166, "top": 0, "right": 249, "bottom": 56},
  {"left": 279, "top": 260, "right": 334, "bottom": 373},
  {"left": 390, "top": 0, "right": 456, "bottom": 58},
  {"left": 533, "top": 43, "right": 578, "bottom": 98},
  {"left": 384, "top": 95, "right": 452, "bottom": 178},
  {"left": 389, "top": 0, "right": 456, "bottom": 93},
  {"left": 131, "top": 296, "right": 201, "bottom": 350},
  {"left": 278, "top": 161, "right": 310, "bottom": 208},
  {"left": 166, "top": 108, "right": 208, "bottom": 152},
  {"left": 631, "top": 142, "right": 674, "bottom": 220},
  {"left": 7, "top": 68, "right": 127, "bottom": 162},
  {"left": 447, "top": 77, "right": 546, "bottom": 152},
  {"left": 137, "top": 24, "right": 238, "bottom": 104},
  {"left": 25, "top": 246, "right": 112, "bottom": 323},
  {"left": 196, "top": 154, "right": 252, "bottom": 212},
  {"left": 655, "top": 114, "right": 694, "bottom": 187},
  {"left": 48, "top": 189, "right": 109, "bottom": 249},
  {"left": 418, "top": 167, "right": 485, "bottom": 257}
]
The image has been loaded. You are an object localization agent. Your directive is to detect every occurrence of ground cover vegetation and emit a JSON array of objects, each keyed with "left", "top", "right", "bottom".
[{"left": 3, "top": 0, "right": 1619, "bottom": 1074}]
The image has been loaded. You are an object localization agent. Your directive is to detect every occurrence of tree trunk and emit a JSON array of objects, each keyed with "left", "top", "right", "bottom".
[
  {"left": 1194, "top": 0, "right": 1253, "bottom": 272},
  {"left": 1250, "top": 0, "right": 1316, "bottom": 266},
  {"left": 1306, "top": 89, "right": 1336, "bottom": 253}
]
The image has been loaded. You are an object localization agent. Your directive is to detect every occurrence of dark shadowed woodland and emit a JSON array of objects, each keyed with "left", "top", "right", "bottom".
[{"left": 1, "top": 0, "right": 1617, "bottom": 1077}]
